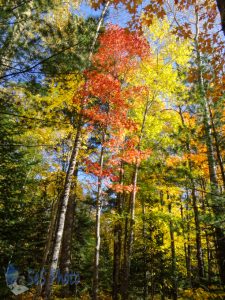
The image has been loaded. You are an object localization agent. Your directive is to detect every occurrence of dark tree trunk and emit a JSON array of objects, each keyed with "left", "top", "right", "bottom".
[
  {"left": 208, "top": 105, "right": 225, "bottom": 190},
  {"left": 142, "top": 201, "right": 148, "bottom": 300},
  {"left": 113, "top": 164, "right": 123, "bottom": 300},
  {"left": 180, "top": 197, "right": 192, "bottom": 286},
  {"left": 192, "top": 189, "right": 205, "bottom": 280},
  {"left": 202, "top": 97, "right": 225, "bottom": 285},
  {"left": 122, "top": 211, "right": 129, "bottom": 300},
  {"left": 168, "top": 200, "right": 177, "bottom": 300},
  {"left": 216, "top": 0, "right": 225, "bottom": 35}
]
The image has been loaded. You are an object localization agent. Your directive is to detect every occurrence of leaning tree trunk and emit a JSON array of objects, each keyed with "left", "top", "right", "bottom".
[
  {"left": 43, "top": 3, "right": 110, "bottom": 298},
  {"left": 35, "top": 192, "right": 61, "bottom": 299},
  {"left": 59, "top": 167, "right": 78, "bottom": 297},
  {"left": 44, "top": 121, "right": 82, "bottom": 299}
]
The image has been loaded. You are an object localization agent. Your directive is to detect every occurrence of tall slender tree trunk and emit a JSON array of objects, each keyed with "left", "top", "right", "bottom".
[
  {"left": 200, "top": 185, "right": 213, "bottom": 284},
  {"left": 122, "top": 95, "right": 153, "bottom": 299},
  {"left": 59, "top": 167, "right": 78, "bottom": 297},
  {"left": 93, "top": 132, "right": 105, "bottom": 300},
  {"left": 208, "top": 105, "right": 225, "bottom": 190},
  {"left": 142, "top": 200, "right": 148, "bottom": 300},
  {"left": 180, "top": 197, "right": 192, "bottom": 286},
  {"left": 203, "top": 113, "right": 225, "bottom": 284},
  {"left": 44, "top": 122, "right": 82, "bottom": 299},
  {"left": 192, "top": 188, "right": 205, "bottom": 280},
  {"left": 179, "top": 107, "right": 205, "bottom": 281},
  {"left": 194, "top": 12, "right": 225, "bottom": 284},
  {"left": 43, "top": 4, "right": 110, "bottom": 298},
  {"left": 35, "top": 194, "right": 60, "bottom": 299},
  {"left": 168, "top": 198, "right": 177, "bottom": 300},
  {"left": 122, "top": 203, "right": 129, "bottom": 300},
  {"left": 113, "top": 163, "right": 123, "bottom": 300},
  {"left": 60, "top": 188, "right": 77, "bottom": 274}
]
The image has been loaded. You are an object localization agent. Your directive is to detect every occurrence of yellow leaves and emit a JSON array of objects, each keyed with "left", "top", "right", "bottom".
[
  {"left": 144, "top": 16, "right": 192, "bottom": 66},
  {"left": 182, "top": 288, "right": 225, "bottom": 300},
  {"left": 42, "top": 73, "right": 84, "bottom": 112},
  {"left": 136, "top": 58, "right": 181, "bottom": 96},
  {"left": 147, "top": 16, "right": 170, "bottom": 41},
  {"left": 128, "top": 17, "right": 191, "bottom": 103},
  {"left": 166, "top": 156, "right": 182, "bottom": 167},
  {"left": 44, "top": 0, "right": 80, "bottom": 31}
]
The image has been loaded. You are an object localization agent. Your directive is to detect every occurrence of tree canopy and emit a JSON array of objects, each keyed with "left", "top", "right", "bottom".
[{"left": 0, "top": 1, "right": 225, "bottom": 299}]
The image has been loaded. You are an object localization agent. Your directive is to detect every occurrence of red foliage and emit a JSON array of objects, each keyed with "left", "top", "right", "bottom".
[{"left": 93, "top": 25, "right": 149, "bottom": 75}]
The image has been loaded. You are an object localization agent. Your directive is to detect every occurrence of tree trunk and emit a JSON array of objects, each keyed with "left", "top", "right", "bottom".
[
  {"left": 216, "top": 0, "right": 225, "bottom": 35},
  {"left": 59, "top": 167, "right": 78, "bottom": 297},
  {"left": 35, "top": 193, "right": 60, "bottom": 299},
  {"left": 208, "top": 105, "right": 225, "bottom": 190},
  {"left": 122, "top": 95, "right": 153, "bottom": 299},
  {"left": 192, "top": 188, "right": 205, "bottom": 280},
  {"left": 179, "top": 107, "right": 205, "bottom": 281},
  {"left": 113, "top": 163, "right": 123, "bottom": 300},
  {"left": 93, "top": 132, "right": 105, "bottom": 300},
  {"left": 142, "top": 201, "right": 148, "bottom": 300},
  {"left": 180, "top": 197, "right": 192, "bottom": 286},
  {"left": 168, "top": 199, "right": 177, "bottom": 300},
  {"left": 43, "top": 4, "right": 110, "bottom": 298},
  {"left": 194, "top": 15, "right": 225, "bottom": 283},
  {"left": 44, "top": 122, "right": 82, "bottom": 299}
]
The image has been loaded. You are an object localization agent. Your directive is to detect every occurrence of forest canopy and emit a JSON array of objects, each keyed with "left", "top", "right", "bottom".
[{"left": 0, "top": 0, "right": 225, "bottom": 299}]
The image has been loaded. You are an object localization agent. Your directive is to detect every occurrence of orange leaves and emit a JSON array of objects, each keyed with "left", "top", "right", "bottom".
[
  {"left": 111, "top": 183, "right": 137, "bottom": 193},
  {"left": 86, "top": 72, "right": 121, "bottom": 104},
  {"left": 84, "top": 158, "right": 119, "bottom": 181},
  {"left": 80, "top": 25, "right": 152, "bottom": 195},
  {"left": 93, "top": 25, "right": 149, "bottom": 75},
  {"left": 119, "top": 141, "right": 152, "bottom": 164},
  {"left": 79, "top": 26, "right": 149, "bottom": 132},
  {"left": 183, "top": 153, "right": 207, "bottom": 166}
]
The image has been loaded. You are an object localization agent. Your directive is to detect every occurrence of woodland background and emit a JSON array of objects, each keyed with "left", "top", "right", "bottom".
[{"left": 0, "top": 0, "right": 225, "bottom": 299}]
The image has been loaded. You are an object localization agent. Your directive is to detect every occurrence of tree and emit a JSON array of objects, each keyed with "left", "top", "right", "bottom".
[{"left": 43, "top": 3, "right": 110, "bottom": 298}]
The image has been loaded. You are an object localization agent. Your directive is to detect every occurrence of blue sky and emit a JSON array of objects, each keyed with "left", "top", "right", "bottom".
[{"left": 79, "top": 1, "right": 132, "bottom": 28}]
